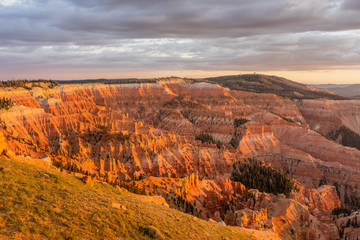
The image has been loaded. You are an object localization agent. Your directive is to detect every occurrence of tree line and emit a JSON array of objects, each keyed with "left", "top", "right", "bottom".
[
  {"left": 231, "top": 158, "right": 298, "bottom": 197},
  {"left": 0, "top": 79, "right": 58, "bottom": 89}
]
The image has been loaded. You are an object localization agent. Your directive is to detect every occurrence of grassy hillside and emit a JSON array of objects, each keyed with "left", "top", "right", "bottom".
[
  {"left": 205, "top": 74, "right": 346, "bottom": 100},
  {"left": 0, "top": 158, "right": 253, "bottom": 240}
]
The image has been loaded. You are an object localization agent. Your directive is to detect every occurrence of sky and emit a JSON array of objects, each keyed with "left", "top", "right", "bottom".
[{"left": 0, "top": 0, "right": 359, "bottom": 84}]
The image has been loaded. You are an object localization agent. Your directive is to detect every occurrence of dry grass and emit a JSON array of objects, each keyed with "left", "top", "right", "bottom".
[{"left": 0, "top": 158, "right": 254, "bottom": 240}]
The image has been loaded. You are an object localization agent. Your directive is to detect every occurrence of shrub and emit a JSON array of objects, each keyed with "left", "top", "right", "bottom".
[
  {"left": 0, "top": 98, "right": 14, "bottom": 110},
  {"left": 115, "top": 132, "right": 131, "bottom": 143},
  {"left": 319, "top": 176, "right": 327, "bottom": 187},
  {"left": 230, "top": 138, "right": 239, "bottom": 148},
  {"left": 332, "top": 205, "right": 351, "bottom": 216},
  {"left": 0, "top": 119, "right": 7, "bottom": 129},
  {"left": 234, "top": 118, "right": 249, "bottom": 128},
  {"left": 141, "top": 226, "right": 165, "bottom": 239},
  {"left": 95, "top": 124, "right": 110, "bottom": 132},
  {"left": 195, "top": 133, "right": 222, "bottom": 149}
]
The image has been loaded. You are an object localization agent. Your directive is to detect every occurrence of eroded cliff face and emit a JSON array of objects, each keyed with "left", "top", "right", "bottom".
[
  {"left": 0, "top": 78, "right": 357, "bottom": 239},
  {"left": 298, "top": 99, "right": 360, "bottom": 136}
]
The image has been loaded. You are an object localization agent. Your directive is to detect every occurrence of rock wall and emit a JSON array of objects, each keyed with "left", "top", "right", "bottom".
[{"left": 1, "top": 78, "right": 358, "bottom": 239}]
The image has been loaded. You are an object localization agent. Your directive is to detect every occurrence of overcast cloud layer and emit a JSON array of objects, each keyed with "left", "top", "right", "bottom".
[{"left": 0, "top": 0, "right": 359, "bottom": 81}]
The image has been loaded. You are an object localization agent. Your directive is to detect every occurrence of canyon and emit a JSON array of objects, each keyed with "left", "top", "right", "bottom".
[{"left": 1, "top": 75, "right": 360, "bottom": 239}]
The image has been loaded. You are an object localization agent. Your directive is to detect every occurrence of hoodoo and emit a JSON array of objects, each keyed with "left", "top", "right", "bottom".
[{"left": 1, "top": 76, "right": 359, "bottom": 239}]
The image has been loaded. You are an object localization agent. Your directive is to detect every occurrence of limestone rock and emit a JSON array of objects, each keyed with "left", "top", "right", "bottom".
[
  {"left": 0, "top": 132, "right": 7, "bottom": 155},
  {"left": 218, "top": 220, "right": 226, "bottom": 226},
  {"left": 0, "top": 78, "right": 357, "bottom": 240},
  {"left": 234, "top": 208, "right": 271, "bottom": 229},
  {"left": 82, "top": 176, "right": 94, "bottom": 186},
  {"left": 142, "top": 195, "right": 169, "bottom": 208},
  {"left": 111, "top": 202, "right": 126, "bottom": 210}
]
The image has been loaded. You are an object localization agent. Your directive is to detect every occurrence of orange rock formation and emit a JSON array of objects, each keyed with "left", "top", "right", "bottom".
[{"left": 1, "top": 78, "right": 356, "bottom": 239}]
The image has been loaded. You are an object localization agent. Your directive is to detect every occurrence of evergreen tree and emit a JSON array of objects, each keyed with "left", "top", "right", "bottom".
[{"left": 231, "top": 158, "right": 297, "bottom": 197}]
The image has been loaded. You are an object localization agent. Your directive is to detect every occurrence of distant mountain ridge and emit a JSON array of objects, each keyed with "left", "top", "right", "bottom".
[
  {"left": 313, "top": 84, "right": 360, "bottom": 98},
  {"left": 205, "top": 74, "right": 346, "bottom": 100}
]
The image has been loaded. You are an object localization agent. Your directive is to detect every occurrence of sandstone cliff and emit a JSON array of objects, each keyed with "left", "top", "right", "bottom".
[{"left": 1, "top": 78, "right": 357, "bottom": 239}]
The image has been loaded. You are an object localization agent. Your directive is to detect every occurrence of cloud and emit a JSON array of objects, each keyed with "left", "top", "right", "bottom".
[
  {"left": 342, "top": 0, "right": 360, "bottom": 10},
  {"left": 1, "top": 0, "right": 359, "bottom": 44},
  {"left": 1, "top": 31, "right": 359, "bottom": 75},
  {"left": 0, "top": 0, "right": 359, "bottom": 80}
]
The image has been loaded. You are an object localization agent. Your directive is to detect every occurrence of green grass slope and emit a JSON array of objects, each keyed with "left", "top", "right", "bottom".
[{"left": 0, "top": 158, "right": 253, "bottom": 240}]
